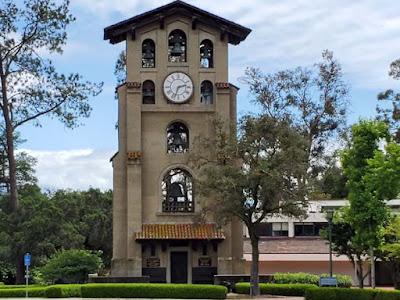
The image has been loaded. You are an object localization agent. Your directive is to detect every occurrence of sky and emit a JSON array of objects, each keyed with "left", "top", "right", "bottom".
[{"left": 17, "top": 0, "right": 400, "bottom": 191}]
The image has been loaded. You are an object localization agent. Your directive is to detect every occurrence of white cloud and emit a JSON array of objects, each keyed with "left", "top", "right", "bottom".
[
  {"left": 72, "top": 0, "right": 400, "bottom": 90},
  {"left": 19, "top": 148, "right": 114, "bottom": 191}
]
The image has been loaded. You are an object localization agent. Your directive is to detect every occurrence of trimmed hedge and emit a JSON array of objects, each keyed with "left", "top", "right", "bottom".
[
  {"left": 81, "top": 283, "right": 227, "bottom": 299},
  {"left": 235, "top": 283, "right": 317, "bottom": 296},
  {"left": 0, "top": 286, "right": 47, "bottom": 297},
  {"left": 305, "top": 287, "right": 400, "bottom": 300},
  {"left": 46, "top": 285, "right": 81, "bottom": 298},
  {"left": 272, "top": 272, "right": 353, "bottom": 288}
]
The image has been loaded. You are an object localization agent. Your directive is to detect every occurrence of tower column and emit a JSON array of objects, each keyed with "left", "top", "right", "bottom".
[{"left": 126, "top": 83, "right": 143, "bottom": 276}]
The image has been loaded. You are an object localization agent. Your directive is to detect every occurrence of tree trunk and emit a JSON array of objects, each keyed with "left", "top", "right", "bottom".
[
  {"left": 370, "top": 247, "right": 375, "bottom": 289},
  {"left": 249, "top": 232, "right": 260, "bottom": 296},
  {"left": 15, "top": 255, "right": 25, "bottom": 284},
  {"left": 356, "top": 260, "right": 364, "bottom": 289},
  {"left": 0, "top": 61, "right": 18, "bottom": 211}
]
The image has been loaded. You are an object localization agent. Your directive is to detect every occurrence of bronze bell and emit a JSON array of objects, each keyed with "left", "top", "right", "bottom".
[
  {"left": 143, "top": 47, "right": 154, "bottom": 60},
  {"left": 169, "top": 182, "right": 184, "bottom": 199},
  {"left": 170, "top": 42, "right": 184, "bottom": 56},
  {"left": 143, "top": 88, "right": 154, "bottom": 97},
  {"left": 172, "top": 132, "right": 185, "bottom": 148},
  {"left": 201, "top": 44, "right": 212, "bottom": 60}
]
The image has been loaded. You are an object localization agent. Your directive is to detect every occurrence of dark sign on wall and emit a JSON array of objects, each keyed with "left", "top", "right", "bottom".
[
  {"left": 146, "top": 257, "right": 161, "bottom": 267},
  {"left": 198, "top": 257, "right": 211, "bottom": 267}
]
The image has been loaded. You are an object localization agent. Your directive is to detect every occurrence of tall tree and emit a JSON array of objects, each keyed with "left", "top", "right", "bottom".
[
  {"left": 341, "top": 120, "right": 399, "bottom": 288},
  {"left": 245, "top": 50, "right": 348, "bottom": 190},
  {"left": 323, "top": 208, "right": 370, "bottom": 288},
  {"left": 192, "top": 116, "right": 308, "bottom": 296},
  {"left": 377, "top": 58, "right": 400, "bottom": 142},
  {"left": 0, "top": 0, "right": 103, "bottom": 212},
  {"left": 380, "top": 216, "right": 400, "bottom": 289}
]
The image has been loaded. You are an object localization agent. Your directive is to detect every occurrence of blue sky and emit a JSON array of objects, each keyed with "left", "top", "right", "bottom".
[{"left": 18, "top": 0, "right": 400, "bottom": 190}]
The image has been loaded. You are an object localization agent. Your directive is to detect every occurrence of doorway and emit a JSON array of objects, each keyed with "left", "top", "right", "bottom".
[{"left": 170, "top": 251, "right": 188, "bottom": 283}]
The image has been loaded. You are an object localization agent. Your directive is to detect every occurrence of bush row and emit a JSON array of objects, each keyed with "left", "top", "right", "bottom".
[
  {"left": 45, "top": 284, "right": 81, "bottom": 298},
  {"left": 80, "top": 284, "right": 227, "bottom": 299},
  {"left": 0, "top": 286, "right": 47, "bottom": 297},
  {"left": 235, "top": 282, "right": 317, "bottom": 296},
  {"left": 305, "top": 287, "right": 400, "bottom": 300},
  {"left": 272, "top": 272, "right": 353, "bottom": 288}
]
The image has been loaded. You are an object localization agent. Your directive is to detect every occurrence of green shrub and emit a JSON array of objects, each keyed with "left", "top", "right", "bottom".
[
  {"left": 305, "top": 287, "right": 378, "bottom": 300},
  {"left": 46, "top": 285, "right": 82, "bottom": 298},
  {"left": 0, "top": 286, "right": 47, "bottom": 297},
  {"left": 375, "top": 290, "right": 400, "bottom": 300},
  {"left": 40, "top": 249, "right": 102, "bottom": 284},
  {"left": 273, "top": 272, "right": 353, "bottom": 287},
  {"left": 235, "top": 283, "right": 317, "bottom": 296},
  {"left": 273, "top": 272, "right": 319, "bottom": 285},
  {"left": 81, "top": 283, "right": 227, "bottom": 299},
  {"left": 305, "top": 288, "right": 336, "bottom": 300}
]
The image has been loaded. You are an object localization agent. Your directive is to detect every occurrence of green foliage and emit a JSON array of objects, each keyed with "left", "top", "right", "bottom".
[
  {"left": 377, "top": 58, "right": 400, "bottom": 142},
  {"left": 375, "top": 290, "right": 400, "bottom": 300},
  {"left": 80, "top": 284, "right": 227, "bottom": 299},
  {"left": 234, "top": 283, "right": 317, "bottom": 296},
  {"left": 45, "top": 285, "right": 81, "bottom": 298},
  {"left": 305, "top": 287, "right": 387, "bottom": 300},
  {"left": 273, "top": 273, "right": 319, "bottom": 285},
  {"left": 272, "top": 272, "right": 352, "bottom": 288},
  {"left": 0, "top": 187, "right": 112, "bottom": 283},
  {"left": 40, "top": 249, "right": 102, "bottom": 284},
  {"left": 340, "top": 120, "right": 398, "bottom": 286},
  {"left": 0, "top": 286, "right": 47, "bottom": 297}
]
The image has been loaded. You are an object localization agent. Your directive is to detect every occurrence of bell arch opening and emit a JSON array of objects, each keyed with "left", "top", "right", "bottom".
[
  {"left": 166, "top": 121, "right": 189, "bottom": 153},
  {"left": 161, "top": 168, "right": 194, "bottom": 213},
  {"left": 168, "top": 29, "right": 187, "bottom": 63}
]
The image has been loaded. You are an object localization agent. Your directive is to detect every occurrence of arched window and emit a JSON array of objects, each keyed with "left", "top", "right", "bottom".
[
  {"left": 200, "top": 81, "right": 213, "bottom": 104},
  {"left": 142, "top": 39, "right": 155, "bottom": 68},
  {"left": 162, "top": 168, "right": 193, "bottom": 213},
  {"left": 200, "top": 39, "right": 213, "bottom": 68},
  {"left": 167, "top": 122, "right": 189, "bottom": 153},
  {"left": 142, "top": 80, "right": 155, "bottom": 104},
  {"left": 168, "top": 30, "right": 186, "bottom": 63}
]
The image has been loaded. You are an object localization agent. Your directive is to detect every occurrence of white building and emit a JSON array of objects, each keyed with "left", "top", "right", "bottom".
[{"left": 243, "top": 199, "right": 400, "bottom": 285}]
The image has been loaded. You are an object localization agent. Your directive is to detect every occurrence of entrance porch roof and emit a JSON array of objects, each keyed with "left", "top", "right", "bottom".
[{"left": 135, "top": 223, "right": 225, "bottom": 240}]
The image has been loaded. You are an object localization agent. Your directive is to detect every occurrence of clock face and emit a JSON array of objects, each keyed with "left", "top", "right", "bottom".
[{"left": 163, "top": 72, "right": 193, "bottom": 103}]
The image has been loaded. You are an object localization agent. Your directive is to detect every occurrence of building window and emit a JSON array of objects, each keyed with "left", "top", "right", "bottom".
[
  {"left": 200, "top": 39, "right": 213, "bottom": 68},
  {"left": 256, "top": 222, "right": 288, "bottom": 237},
  {"left": 168, "top": 30, "right": 186, "bottom": 63},
  {"left": 294, "top": 222, "right": 326, "bottom": 237},
  {"left": 162, "top": 168, "right": 194, "bottom": 213},
  {"left": 142, "top": 80, "right": 155, "bottom": 104},
  {"left": 142, "top": 39, "right": 155, "bottom": 68},
  {"left": 200, "top": 80, "right": 213, "bottom": 104},
  {"left": 167, "top": 122, "right": 189, "bottom": 153}
]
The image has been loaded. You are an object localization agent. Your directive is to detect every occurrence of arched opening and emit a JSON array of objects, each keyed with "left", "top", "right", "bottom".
[
  {"left": 142, "top": 80, "right": 155, "bottom": 104},
  {"left": 161, "top": 168, "right": 193, "bottom": 213},
  {"left": 167, "top": 122, "right": 189, "bottom": 153},
  {"left": 200, "top": 39, "right": 213, "bottom": 68},
  {"left": 168, "top": 30, "right": 186, "bottom": 63},
  {"left": 142, "top": 39, "right": 155, "bottom": 68},
  {"left": 200, "top": 81, "right": 213, "bottom": 104}
]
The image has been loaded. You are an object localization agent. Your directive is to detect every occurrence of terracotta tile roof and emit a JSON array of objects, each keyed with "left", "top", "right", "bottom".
[
  {"left": 135, "top": 223, "right": 225, "bottom": 240},
  {"left": 244, "top": 237, "right": 330, "bottom": 254}
]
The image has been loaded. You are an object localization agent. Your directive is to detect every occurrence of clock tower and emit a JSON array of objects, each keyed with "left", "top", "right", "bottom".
[{"left": 104, "top": 1, "right": 251, "bottom": 283}]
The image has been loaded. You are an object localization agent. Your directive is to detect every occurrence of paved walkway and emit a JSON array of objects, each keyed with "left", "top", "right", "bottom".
[{"left": 3, "top": 294, "right": 304, "bottom": 300}]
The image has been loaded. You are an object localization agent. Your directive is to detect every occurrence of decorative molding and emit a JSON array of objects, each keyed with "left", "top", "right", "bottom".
[
  {"left": 126, "top": 82, "right": 142, "bottom": 89},
  {"left": 215, "top": 82, "right": 230, "bottom": 89},
  {"left": 127, "top": 151, "right": 142, "bottom": 161}
]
